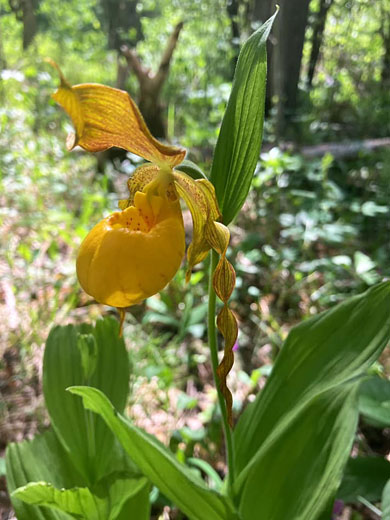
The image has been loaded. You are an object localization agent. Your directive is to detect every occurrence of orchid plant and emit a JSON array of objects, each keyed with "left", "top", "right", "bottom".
[{"left": 6, "top": 11, "right": 390, "bottom": 520}]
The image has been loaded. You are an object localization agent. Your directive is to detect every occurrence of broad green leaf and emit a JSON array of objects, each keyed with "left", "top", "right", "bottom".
[
  {"left": 337, "top": 457, "right": 390, "bottom": 503},
  {"left": 234, "top": 282, "right": 390, "bottom": 480},
  {"left": 12, "top": 475, "right": 149, "bottom": 520},
  {"left": 43, "top": 317, "right": 130, "bottom": 483},
  {"left": 68, "top": 386, "right": 237, "bottom": 520},
  {"left": 7, "top": 428, "right": 148, "bottom": 520},
  {"left": 6, "top": 429, "right": 81, "bottom": 520},
  {"left": 383, "top": 479, "right": 390, "bottom": 520},
  {"left": 13, "top": 482, "right": 104, "bottom": 519},
  {"left": 209, "top": 10, "right": 277, "bottom": 224},
  {"left": 238, "top": 384, "right": 359, "bottom": 520},
  {"left": 359, "top": 376, "right": 390, "bottom": 427}
]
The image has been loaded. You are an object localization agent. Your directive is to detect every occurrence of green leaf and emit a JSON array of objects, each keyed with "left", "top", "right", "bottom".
[
  {"left": 383, "top": 479, "right": 390, "bottom": 520},
  {"left": 68, "top": 386, "right": 237, "bottom": 520},
  {"left": 101, "top": 472, "right": 150, "bottom": 520},
  {"left": 6, "top": 429, "right": 82, "bottom": 520},
  {"left": 187, "top": 458, "right": 223, "bottom": 491},
  {"left": 176, "top": 159, "right": 208, "bottom": 180},
  {"left": 234, "top": 282, "right": 390, "bottom": 480},
  {"left": 237, "top": 384, "right": 359, "bottom": 520},
  {"left": 7, "top": 429, "right": 148, "bottom": 520},
  {"left": 359, "top": 376, "right": 390, "bottom": 427},
  {"left": 77, "top": 333, "right": 98, "bottom": 381},
  {"left": 12, "top": 475, "right": 149, "bottom": 520},
  {"left": 209, "top": 10, "right": 277, "bottom": 224},
  {"left": 337, "top": 457, "right": 390, "bottom": 503},
  {"left": 0, "top": 457, "right": 6, "bottom": 477},
  {"left": 43, "top": 317, "right": 130, "bottom": 483},
  {"left": 12, "top": 482, "right": 105, "bottom": 519}
]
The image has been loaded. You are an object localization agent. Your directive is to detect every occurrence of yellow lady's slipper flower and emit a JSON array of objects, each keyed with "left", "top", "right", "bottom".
[
  {"left": 76, "top": 176, "right": 185, "bottom": 308},
  {"left": 51, "top": 63, "right": 237, "bottom": 425}
]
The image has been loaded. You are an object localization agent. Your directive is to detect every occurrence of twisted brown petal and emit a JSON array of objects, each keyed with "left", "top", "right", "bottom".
[{"left": 49, "top": 60, "right": 185, "bottom": 166}]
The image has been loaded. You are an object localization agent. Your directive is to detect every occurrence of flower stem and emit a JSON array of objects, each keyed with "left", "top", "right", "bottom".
[{"left": 208, "top": 249, "right": 235, "bottom": 493}]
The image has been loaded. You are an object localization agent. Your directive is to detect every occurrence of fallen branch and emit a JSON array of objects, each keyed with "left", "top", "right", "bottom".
[{"left": 275, "top": 137, "right": 390, "bottom": 159}]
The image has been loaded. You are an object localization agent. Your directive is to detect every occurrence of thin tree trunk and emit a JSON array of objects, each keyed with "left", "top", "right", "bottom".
[
  {"left": 22, "top": 0, "right": 37, "bottom": 49},
  {"left": 307, "top": 0, "right": 333, "bottom": 86},
  {"left": 379, "top": 3, "right": 390, "bottom": 85},
  {"left": 227, "top": 0, "right": 241, "bottom": 77},
  {"left": 272, "top": 0, "right": 311, "bottom": 139},
  {"left": 8, "top": 0, "right": 38, "bottom": 49},
  {"left": 100, "top": 0, "right": 142, "bottom": 51},
  {"left": 121, "top": 22, "right": 184, "bottom": 139}
]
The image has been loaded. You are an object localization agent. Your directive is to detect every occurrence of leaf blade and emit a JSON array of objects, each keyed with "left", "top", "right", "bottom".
[
  {"left": 68, "top": 386, "right": 236, "bottom": 520},
  {"left": 383, "top": 479, "right": 390, "bottom": 520},
  {"left": 43, "top": 317, "right": 130, "bottom": 483},
  {"left": 337, "top": 457, "right": 390, "bottom": 503},
  {"left": 6, "top": 429, "right": 81, "bottom": 520},
  {"left": 238, "top": 384, "right": 359, "bottom": 520},
  {"left": 234, "top": 282, "right": 390, "bottom": 483},
  {"left": 210, "top": 10, "right": 277, "bottom": 224}
]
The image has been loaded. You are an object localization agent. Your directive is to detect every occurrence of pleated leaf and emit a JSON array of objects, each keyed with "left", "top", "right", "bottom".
[
  {"left": 6, "top": 429, "right": 148, "bottom": 520},
  {"left": 12, "top": 475, "right": 149, "bottom": 520},
  {"left": 237, "top": 383, "right": 359, "bottom": 520},
  {"left": 6, "top": 429, "right": 81, "bottom": 520},
  {"left": 43, "top": 317, "right": 130, "bottom": 483},
  {"left": 383, "top": 479, "right": 390, "bottom": 520},
  {"left": 234, "top": 281, "right": 390, "bottom": 481},
  {"left": 68, "top": 386, "right": 238, "bottom": 520},
  {"left": 209, "top": 10, "right": 277, "bottom": 224}
]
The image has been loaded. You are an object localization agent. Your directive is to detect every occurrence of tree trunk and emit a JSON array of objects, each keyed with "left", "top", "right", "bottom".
[
  {"left": 252, "top": 0, "right": 273, "bottom": 24},
  {"left": 22, "top": 0, "right": 37, "bottom": 49},
  {"left": 99, "top": 0, "right": 142, "bottom": 50},
  {"left": 8, "top": 0, "right": 38, "bottom": 49},
  {"left": 121, "top": 22, "right": 184, "bottom": 139},
  {"left": 306, "top": 0, "right": 333, "bottom": 86},
  {"left": 227, "top": 0, "right": 241, "bottom": 77},
  {"left": 272, "top": 0, "right": 311, "bottom": 139},
  {"left": 379, "top": 3, "right": 390, "bottom": 85}
]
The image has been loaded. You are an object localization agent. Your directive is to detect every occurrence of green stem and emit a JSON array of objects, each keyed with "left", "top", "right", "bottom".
[{"left": 208, "top": 249, "right": 235, "bottom": 493}]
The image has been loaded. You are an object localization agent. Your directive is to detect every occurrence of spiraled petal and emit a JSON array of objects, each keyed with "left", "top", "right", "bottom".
[
  {"left": 173, "top": 171, "right": 221, "bottom": 280},
  {"left": 216, "top": 305, "right": 238, "bottom": 427},
  {"left": 173, "top": 170, "right": 238, "bottom": 425}
]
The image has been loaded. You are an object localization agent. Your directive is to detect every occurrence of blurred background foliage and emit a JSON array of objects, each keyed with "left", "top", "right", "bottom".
[{"left": 0, "top": 0, "right": 389, "bottom": 518}]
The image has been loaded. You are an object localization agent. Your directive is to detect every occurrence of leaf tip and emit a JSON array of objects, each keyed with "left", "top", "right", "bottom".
[{"left": 66, "top": 385, "right": 85, "bottom": 396}]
